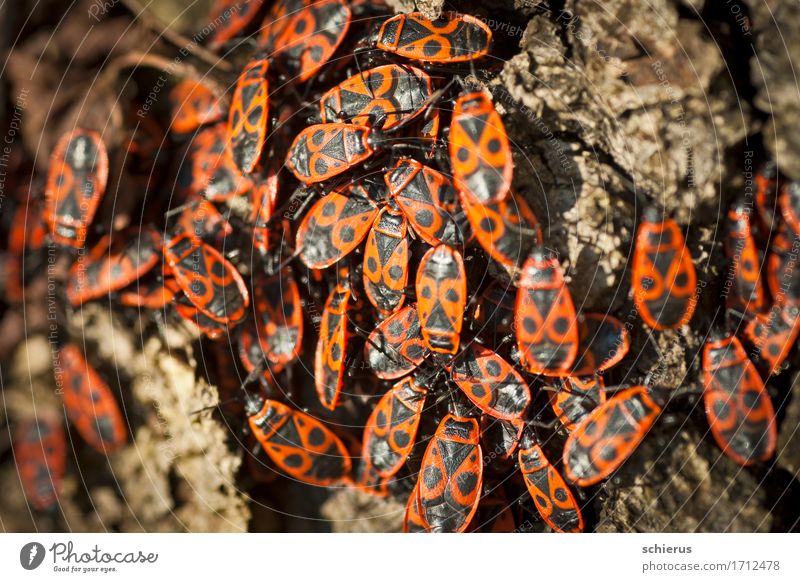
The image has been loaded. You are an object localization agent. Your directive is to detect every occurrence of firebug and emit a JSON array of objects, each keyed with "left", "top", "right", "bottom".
[
  {"left": 416, "top": 244, "right": 467, "bottom": 355},
  {"left": 246, "top": 395, "right": 351, "bottom": 485},
  {"left": 449, "top": 91, "right": 512, "bottom": 205},
  {"left": 632, "top": 209, "right": 697, "bottom": 330},
  {"left": 371, "top": 12, "right": 492, "bottom": 63},
  {"left": 44, "top": 129, "right": 109, "bottom": 248},
  {"left": 563, "top": 385, "right": 661, "bottom": 486},
  {"left": 515, "top": 248, "right": 579, "bottom": 376},
  {"left": 15, "top": 416, "right": 66, "bottom": 512},
  {"left": 59, "top": 344, "right": 128, "bottom": 454},
  {"left": 417, "top": 413, "right": 483, "bottom": 533},
  {"left": 519, "top": 435, "right": 584, "bottom": 533},
  {"left": 702, "top": 333, "right": 777, "bottom": 465},
  {"left": 361, "top": 376, "right": 427, "bottom": 478}
]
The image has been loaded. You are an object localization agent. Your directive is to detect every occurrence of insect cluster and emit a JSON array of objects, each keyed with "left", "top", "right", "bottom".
[{"left": 4, "top": 0, "right": 799, "bottom": 533}]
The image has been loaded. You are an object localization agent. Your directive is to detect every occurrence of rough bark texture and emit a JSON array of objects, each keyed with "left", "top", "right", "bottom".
[
  {"left": 1, "top": 307, "right": 250, "bottom": 532},
  {"left": 493, "top": 0, "right": 798, "bottom": 532},
  {"left": 746, "top": 0, "right": 800, "bottom": 180},
  {"left": 597, "top": 427, "right": 774, "bottom": 532}
]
